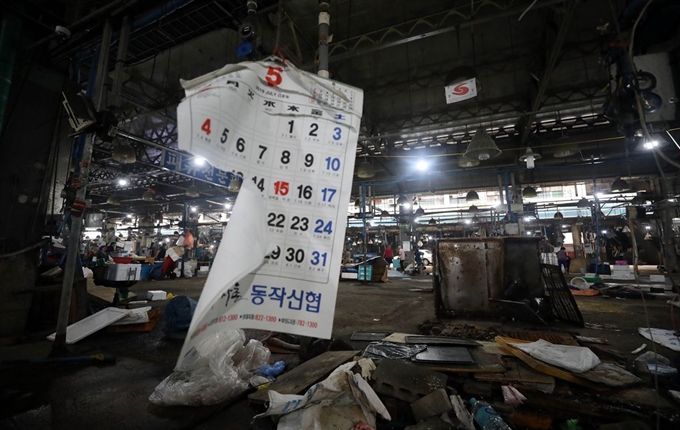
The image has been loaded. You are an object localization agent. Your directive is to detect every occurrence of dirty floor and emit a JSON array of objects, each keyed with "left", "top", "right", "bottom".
[{"left": 0, "top": 275, "right": 678, "bottom": 429}]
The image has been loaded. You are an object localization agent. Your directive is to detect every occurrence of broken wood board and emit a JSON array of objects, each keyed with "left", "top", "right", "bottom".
[
  {"left": 575, "top": 335, "right": 608, "bottom": 344},
  {"left": 495, "top": 337, "right": 603, "bottom": 390},
  {"left": 475, "top": 359, "right": 555, "bottom": 385},
  {"left": 578, "top": 363, "right": 641, "bottom": 387},
  {"left": 478, "top": 341, "right": 511, "bottom": 356},
  {"left": 248, "top": 350, "right": 358, "bottom": 402},
  {"left": 382, "top": 332, "right": 410, "bottom": 343},
  {"left": 589, "top": 344, "right": 626, "bottom": 362},
  {"left": 495, "top": 330, "right": 578, "bottom": 346},
  {"left": 87, "top": 284, "right": 137, "bottom": 305},
  {"left": 415, "top": 349, "right": 504, "bottom": 374}
]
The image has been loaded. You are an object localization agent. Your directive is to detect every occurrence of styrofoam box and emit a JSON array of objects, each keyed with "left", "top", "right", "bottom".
[
  {"left": 105, "top": 264, "right": 141, "bottom": 281},
  {"left": 611, "top": 272, "right": 635, "bottom": 280},
  {"left": 611, "top": 265, "right": 632, "bottom": 272},
  {"left": 650, "top": 274, "right": 666, "bottom": 282},
  {"left": 147, "top": 290, "right": 167, "bottom": 301}
]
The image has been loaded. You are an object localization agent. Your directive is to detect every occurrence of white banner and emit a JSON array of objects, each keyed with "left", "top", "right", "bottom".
[
  {"left": 444, "top": 78, "right": 477, "bottom": 104},
  {"left": 175, "top": 61, "right": 363, "bottom": 368}
]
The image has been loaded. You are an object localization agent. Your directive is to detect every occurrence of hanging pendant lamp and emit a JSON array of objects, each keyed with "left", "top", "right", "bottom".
[
  {"left": 111, "top": 143, "right": 136, "bottom": 164},
  {"left": 463, "top": 128, "right": 502, "bottom": 161},
  {"left": 227, "top": 176, "right": 242, "bottom": 193},
  {"left": 523, "top": 186, "right": 538, "bottom": 199},
  {"left": 611, "top": 177, "right": 631, "bottom": 192},
  {"left": 519, "top": 147, "right": 541, "bottom": 169},
  {"left": 458, "top": 156, "right": 480, "bottom": 168},
  {"left": 357, "top": 158, "right": 375, "bottom": 178},
  {"left": 577, "top": 197, "right": 591, "bottom": 208},
  {"left": 465, "top": 190, "right": 480, "bottom": 202}
]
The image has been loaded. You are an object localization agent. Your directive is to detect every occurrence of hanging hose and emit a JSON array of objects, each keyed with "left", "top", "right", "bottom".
[{"left": 0, "top": 238, "right": 49, "bottom": 259}]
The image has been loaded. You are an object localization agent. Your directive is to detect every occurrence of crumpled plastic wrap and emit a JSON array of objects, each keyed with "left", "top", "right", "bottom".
[
  {"left": 361, "top": 342, "right": 426, "bottom": 360},
  {"left": 149, "top": 329, "right": 271, "bottom": 406}
]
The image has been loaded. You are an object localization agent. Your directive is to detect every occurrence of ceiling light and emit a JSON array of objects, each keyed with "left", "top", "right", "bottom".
[
  {"left": 193, "top": 157, "right": 206, "bottom": 166},
  {"left": 464, "top": 128, "right": 502, "bottom": 161},
  {"left": 106, "top": 195, "right": 120, "bottom": 205},
  {"left": 416, "top": 207, "right": 425, "bottom": 216},
  {"left": 523, "top": 186, "right": 538, "bottom": 199},
  {"left": 643, "top": 139, "right": 659, "bottom": 149},
  {"left": 595, "top": 192, "right": 605, "bottom": 199},
  {"left": 190, "top": 206, "right": 197, "bottom": 212},
  {"left": 519, "top": 147, "right": 541, "bottom": 169},
  {"left": 601, "top": 230, "right": 608, "bottom": 234},
  {"left": 416, "top": 159, "right": 428, "bottom": 171},
  {"left": 553, "top": 143, "right": 579, "bottom": 158},
  {"left": 466, "top": 190, "right": 479, "bottom": 202},
  {"left": 380, "top": 210, "right": 390, "bottom": 217},
  {"left": 428, "top": 218, "right": 437, "bottom": 225},
  {"left": 554, "top": 210, "right": 564, "bottom": 219},
  {"left": 355, "top": 198, "right": 362, "bottom": 207},
  {"left": 142, "top": 190, "right": 155, "bottom": 201},
  {"left": 185, "top": 184, "right": 200, "bottom": 198},
  {"left": 611, "top": 177, "right": 631, "bottom": 192},
  {"left": 645, "top": 225, "right": 651, "bottom": 230},
  {"left": 464, "top": 219, "right": 472, "bottom": 225},
  {"left": 224, "top": 203, "right": 232, "bottom": 209},
  {"left": 524, "top": 217, "right": 531, "bottom": 222},
  {"left": 357, "top": 159, "right": 375, "bottom": 178},
  {"left": 397, "top": 194, "right": 408, "bottom": 205},
  {"left": 227, "top": 177, "right": 242, "bottom": 193},
  {"left": 468, "top": 205, "right": 479, "bottom": 213},
  {"left": 111, "top": 143, "right": 136, "bottom": 164},
  {"left": 577, "top": 197, "right": 591, "bottom": 208},
  {"left": 118, "top": 178, "right": 129, "bottom": 186},
  {"left": 459, "top": 156, "right": 480, "bottom": 168},
  {"left": 562, "top": 224, "right": 569, "bottom": 228},
  {"left": 402, "top": 203, "right": 411, "bottom": 209}
]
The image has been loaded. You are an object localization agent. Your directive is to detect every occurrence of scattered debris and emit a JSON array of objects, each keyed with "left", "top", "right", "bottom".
[
  {"left": 475, "top": 360, "right": 555, "bottom": 386},
  {"left": 149, "top": 329, "right": 269, "bottom": 406},
  {"left": 46, "top": 307, "right": 131, "bottom": 344},
  {"left": 450, "top": 395, "right": 475, "bottom": 430},
  {"left": 410, "top": 388, "right": 452, "bottom": 421},
  {"left": 163, "top": 295, "right": 197, "bottom": 334},
  {"left": 372, "top": 359, "right": 447, "bottom": 403},
  {"left": 256, "top": 359, "right": 390, "bottom": 430},
  {"left": 362, "top": 342, "right": 426, "bottom": 360},
  {"left": 249, "top": 350, "right": 358, "bottom": 403},
  {"left": 107, "top": 308, "right": 161, "bottom": 333},
  {"left": 669, "top": 390, "right": 680, "bottom": 404},
  {"left": 574, "top": 335, "right": 608, "bottom": 345},
  {"left": 509, "top": 409, "right": 553, "bottom": 430},
  {"left": 584, "top": 322, "right": 621, "bottom": 331},
  {"left": 638, "top": 327, "right": 680, "bottom": 351},
  {"left": 491, "top": 299, "right": 548, "bottom": 325},
  {"left": 404, "top": 335, "right": 479, "bottom": 346},
  {"left": 470, "top": 397, "right": 512, "bottom": 429},
  {"left": 146, "top": 289, "right": 167, "bottom": 301},
  {"left": 634, "top": 351, "right": 678, "bottom": 376},
  {"left": 578, "top": 363, "right": 642, "bottom": 387},
  {"left": 631, "top": 344, "right": 647, "bottom": 354},
  {"left": 501, "top": 385, "right": 526, "bottom": 406},
  {"left": 412, "top": 346, "right": 475, "bottom": 364},
  {"left": 351, "top": 331, "right": 392, "bottom": 341},
  {"left": 508, "top": 339, "right": 600, "bottom": 373}
]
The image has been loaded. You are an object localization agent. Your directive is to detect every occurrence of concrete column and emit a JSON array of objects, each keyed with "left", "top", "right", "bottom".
[{"left": 317, "top": 1, "right": 330, "bottom": 78}]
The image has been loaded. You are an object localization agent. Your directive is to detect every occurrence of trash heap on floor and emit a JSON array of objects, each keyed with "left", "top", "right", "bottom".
[{"left": 221, "top": 324, "right": 680, "bottom": 430}]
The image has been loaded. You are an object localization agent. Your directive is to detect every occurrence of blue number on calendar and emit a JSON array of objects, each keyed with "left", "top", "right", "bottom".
[
  {"left": 324, "top": 157, "right": 341, "bottom": 171},
  {"left": 332, "top": 127, "right": 342, "bottom": 141},
  {"left": 311, "top": 251, "right": 328, "bottom": 266},
  {"left": 321, "top": 187, "right": 336, "bottom": 202},
  {"left": 314, "top": 219, "right": 333, "bottom": 235}
]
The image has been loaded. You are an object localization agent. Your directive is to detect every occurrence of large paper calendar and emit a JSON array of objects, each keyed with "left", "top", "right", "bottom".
[{"left": 175, "top": 61, "right": 363, "bottom": 367}]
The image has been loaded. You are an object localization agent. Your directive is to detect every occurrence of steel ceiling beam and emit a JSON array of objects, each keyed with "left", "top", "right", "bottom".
[
  {"left": 314, "top": 0, "right": 568, "bottom": 65},
  {"left": 519, "top": 0, "right": 578, "bottom": 146}
]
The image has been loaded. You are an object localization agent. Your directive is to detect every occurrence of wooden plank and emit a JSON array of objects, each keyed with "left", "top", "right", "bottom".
[
  {"left": 495, "top": 337, "right": 603, "bottom": 390},
  {"left": 248, "top": 350, "right": 358, "bottom": 402},
  {"left": 476, "top": 359, "right": 555, "bottom": 384}
]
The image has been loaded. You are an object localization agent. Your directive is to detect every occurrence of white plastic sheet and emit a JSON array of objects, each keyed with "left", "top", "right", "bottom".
[
  {"left": 509, "top": 339, "right": 601, "bottom": 373},
  {"left": 638, "top": 327, "right": 680, "bottom": 352},
  {"left": 257, "top": 359, "right": 390, "bottom": 430}
]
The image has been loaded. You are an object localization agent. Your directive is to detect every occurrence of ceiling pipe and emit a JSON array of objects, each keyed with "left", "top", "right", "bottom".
[{"left": 318, "top": 1, "right": 330, "bottom": 78}]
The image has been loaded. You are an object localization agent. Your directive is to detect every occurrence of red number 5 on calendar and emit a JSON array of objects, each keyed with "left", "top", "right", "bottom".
[{"left": 266, "top": 66, "right": 283, "bottom": 86}]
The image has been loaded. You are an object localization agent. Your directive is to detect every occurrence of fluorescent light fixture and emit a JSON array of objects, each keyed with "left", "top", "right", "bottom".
[
  {"left": 562, "top": 224, "right": 569, "bottom": 228},
  {"left": 118, "top": 178, "right": 129, "bottom": 186},
  {"left": 193, "top": 157, "right": 206, "bottom": 166},
  {"left": 416, "top": 159, "right": 428, "bottom": 171},
  {"left": 644, "top": 139, "right": 659, "bottom": 149}
]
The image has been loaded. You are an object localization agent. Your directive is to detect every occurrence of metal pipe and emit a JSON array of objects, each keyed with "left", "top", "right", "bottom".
[
  {"left": 53, "top": 19, "right": 113, "bottom": 351},
  {"left": 317, "top": 1, "right": 330, "bottom": 78},
  {"left": 0, "top": 13, "right": 22, "bottom": 136},
  {"left": 112, "top": 15, "right": 131, "bottom": 107}
]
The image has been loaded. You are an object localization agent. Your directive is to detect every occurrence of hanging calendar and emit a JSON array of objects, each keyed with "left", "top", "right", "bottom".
[{"left": 175, "top": 61, "right": 363, "bottom": 367}]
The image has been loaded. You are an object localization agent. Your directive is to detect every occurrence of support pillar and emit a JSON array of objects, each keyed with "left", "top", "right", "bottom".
[{"left": 317, "top": 1, "right": 330, "bottom": 78}]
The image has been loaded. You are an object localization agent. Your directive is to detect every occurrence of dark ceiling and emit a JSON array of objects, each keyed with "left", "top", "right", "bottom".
[{"left": 10, "top": 0, "right": 680, "bottom": 213}]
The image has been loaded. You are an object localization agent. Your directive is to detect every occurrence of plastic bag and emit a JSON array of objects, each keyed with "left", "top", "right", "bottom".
[
  {"left": 361, "top": 342, "right": 426, "bottom": 360},
  {"left": 510, "top": 339, "right": 600, "bottom": 373},
  {"left": 149, "top": 329, "right": 271, "bottom": 406},
  {"left": 163, "top": 296, "right": 197, "bottom": 333}
]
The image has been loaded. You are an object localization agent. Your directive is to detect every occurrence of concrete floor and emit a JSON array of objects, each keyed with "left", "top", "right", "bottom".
[{"left": 0, "top": 274, "right": 678, "bottom": 429}]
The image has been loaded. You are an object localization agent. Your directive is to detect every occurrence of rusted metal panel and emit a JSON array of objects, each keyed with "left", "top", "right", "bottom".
[
  {"left": 504, "top": 237, "right": 544, "bottom": 297},
  {"left": 435, "top": 238, "right": 504, "bottom": 315}
]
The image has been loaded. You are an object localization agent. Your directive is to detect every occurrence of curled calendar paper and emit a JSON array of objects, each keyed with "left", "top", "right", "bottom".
[{"left": 175, "top": 60, "right": 363, "bottom": 369}]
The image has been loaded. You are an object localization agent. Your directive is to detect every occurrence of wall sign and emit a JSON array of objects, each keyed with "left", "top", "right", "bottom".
[{"left": 175, "top": 61, "right": 363, "bottom": 368}]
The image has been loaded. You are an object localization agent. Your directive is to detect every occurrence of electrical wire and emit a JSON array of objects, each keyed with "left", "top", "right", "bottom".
[{"left": 518, "top": 0, "right": 538, "bottom": 21}]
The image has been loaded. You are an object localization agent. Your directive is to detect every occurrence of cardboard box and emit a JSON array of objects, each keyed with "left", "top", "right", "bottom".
[{"left": 650, "top": 274, "right": 666, "bottom": 282}]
